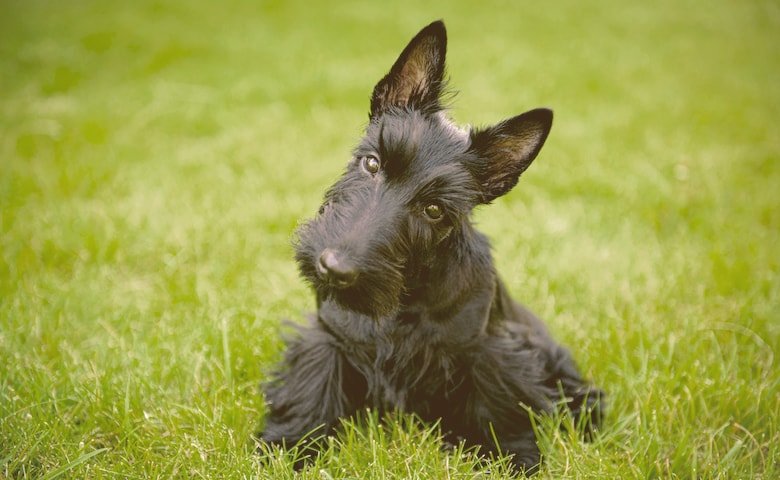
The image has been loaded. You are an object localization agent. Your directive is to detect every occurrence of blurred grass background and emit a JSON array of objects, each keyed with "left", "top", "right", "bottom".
[{"left": 1, "top": 0, "right": 778, "bottom": 478}]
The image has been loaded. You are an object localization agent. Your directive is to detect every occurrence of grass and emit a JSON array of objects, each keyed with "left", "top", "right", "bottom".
[{"left": 1, "top": 0, "right": 778, "bottom": 478}]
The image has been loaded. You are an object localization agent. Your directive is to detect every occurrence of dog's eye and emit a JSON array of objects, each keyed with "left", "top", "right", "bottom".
[
  {"left": 361, "top": 155, "right": 381, "bottom": 175},
  {"left": 423, "top": 203, "right": 443, "bottom": 221},
  {"left": 318, "top": 201, "right": 331, "bottom": 215}
]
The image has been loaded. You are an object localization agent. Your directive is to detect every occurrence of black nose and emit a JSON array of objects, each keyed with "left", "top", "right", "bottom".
[{"left": 317, "top": 248, "right": 358, "bottom": 288}]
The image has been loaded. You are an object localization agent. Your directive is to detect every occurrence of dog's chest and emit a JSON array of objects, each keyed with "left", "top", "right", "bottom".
[
  {"left": 362, "top": 331, "right": 459, "bottom": 413},
  {"left": 319, "top": 304, "right": 468, "bottom": 412}
]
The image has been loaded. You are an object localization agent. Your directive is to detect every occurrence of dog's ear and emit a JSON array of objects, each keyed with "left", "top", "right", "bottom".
[
  {"left": 370, "top": 20, "right": 447, "bottom": 118},
  {"left": 467, "top": 108, "right": 553, "bottom": 203}
]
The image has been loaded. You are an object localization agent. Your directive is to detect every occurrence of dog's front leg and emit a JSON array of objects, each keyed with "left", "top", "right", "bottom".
[
  {"left": 496, "top": 430, "right": 542, "bottom": 475},
  {"left": 259, "top": 320, "right": 363, "bottom": 462},
  {"left": 466, "top": 401, "right": 543, "bottom": 475},
  {"left": 463, "top": 337, "right": 560, "bottom": 475}
]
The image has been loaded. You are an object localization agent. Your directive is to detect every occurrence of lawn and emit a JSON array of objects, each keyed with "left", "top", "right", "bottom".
[{"left": 1, "top": 0, "right": 778, "bottom": 478}]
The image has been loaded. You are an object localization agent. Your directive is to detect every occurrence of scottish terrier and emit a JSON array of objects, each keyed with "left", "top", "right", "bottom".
[{"left": 259, "top": 20, "right": 603, "bottom": 474}]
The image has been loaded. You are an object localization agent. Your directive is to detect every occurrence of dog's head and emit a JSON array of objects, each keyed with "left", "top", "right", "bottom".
[{"left": 295, "top": 21, "right": 552, "bottom": 317}]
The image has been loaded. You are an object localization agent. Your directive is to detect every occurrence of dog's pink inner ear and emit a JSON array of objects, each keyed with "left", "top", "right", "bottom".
[
  {"left": 468, "top": 108, "right": 553, "bottom": 203},
  {"left": 388, "top": 35, "right": 441, "bottom": 106},
  {"left": 370, "top": 21, "right": 447, "bottom": 117}
]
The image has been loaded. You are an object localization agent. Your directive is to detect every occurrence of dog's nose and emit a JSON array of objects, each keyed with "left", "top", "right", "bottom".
[{"left": 318, "top": 248, "right": 358, "bottom": 288}]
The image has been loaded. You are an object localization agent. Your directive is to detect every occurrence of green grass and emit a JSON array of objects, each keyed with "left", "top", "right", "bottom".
[{"left": 1, "top": 0, "right": 778, "bottom": 478}]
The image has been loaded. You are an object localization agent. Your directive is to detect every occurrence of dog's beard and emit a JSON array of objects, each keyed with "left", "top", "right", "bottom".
[{"left": 317, "top": 269, "right": 404, "bottom": 318}]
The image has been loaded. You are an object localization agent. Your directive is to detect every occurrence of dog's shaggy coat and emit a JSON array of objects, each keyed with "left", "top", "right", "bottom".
[{"left": 259, "top": 20, "right": 603, "bottom": 473}]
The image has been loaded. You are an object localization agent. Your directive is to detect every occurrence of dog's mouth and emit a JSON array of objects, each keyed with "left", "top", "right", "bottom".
[
  {"left": 295, "top": 238, "right": 407, "bottom": 318},
  {"left": 311, "top": 257, "right": 405, "bottom": 319},
  {"left": 323, "top": 286, "right": 400, "bottom": 319}
]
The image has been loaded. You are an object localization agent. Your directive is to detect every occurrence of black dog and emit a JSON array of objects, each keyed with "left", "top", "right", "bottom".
[{"left": 259, "top": 20, "right": 603, "bottom": 474}]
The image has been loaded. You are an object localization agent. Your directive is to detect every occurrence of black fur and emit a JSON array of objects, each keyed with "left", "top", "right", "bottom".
[{"left": 259, "top": 20, "right": 604, "bottom": 474}]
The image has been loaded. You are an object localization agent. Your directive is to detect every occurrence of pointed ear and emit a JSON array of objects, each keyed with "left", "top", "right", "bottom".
[
  {"left": 370, "top": 20, "right": 447, "bottom": 118},
  {"left": 467, "top": 108, "right": 553, "bottom": 203}
]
